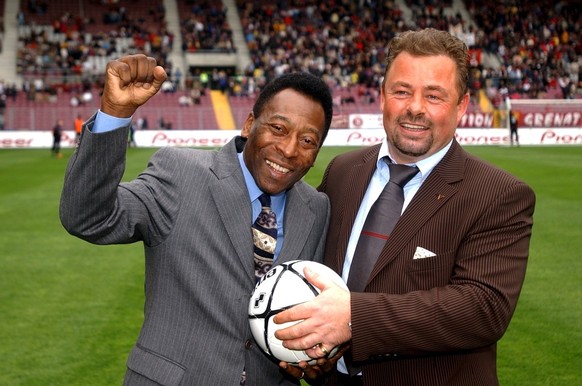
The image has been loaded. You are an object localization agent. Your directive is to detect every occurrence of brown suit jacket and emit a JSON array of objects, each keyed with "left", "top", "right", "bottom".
[{"left": 319, "top": 140, "right": 535, "bottom": 386}]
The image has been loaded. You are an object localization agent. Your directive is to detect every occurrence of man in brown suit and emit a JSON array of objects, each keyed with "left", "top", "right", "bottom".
[{"left": 275, "top": 28, "right": 536, "bottom": 386}]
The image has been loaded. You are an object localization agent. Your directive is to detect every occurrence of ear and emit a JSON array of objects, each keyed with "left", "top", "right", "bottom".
[
  {"left": 241, "top": 112, "right": 255, "bottom": 138},
  {"left": 380, "top": 82, "right": 386, "bottom": 113},
  {"left": 456, "top": 92, "right": 470, "bottom": 124}
]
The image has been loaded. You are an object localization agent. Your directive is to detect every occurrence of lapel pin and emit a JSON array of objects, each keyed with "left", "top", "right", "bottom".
[{"left": 437, "top": 194, "right": 445, "bottom": 200}]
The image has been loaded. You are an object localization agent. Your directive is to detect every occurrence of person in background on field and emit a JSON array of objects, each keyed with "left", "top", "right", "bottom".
[
  {"left": 0, "top": 94, "right": 6, "bottom": 130},
  {"left": 158, "top": 116, "right": 166, "bottom": 129},
  {"left": 136, "top": 116, "right": 148, "bottom": 130},
  {"left": 59, "top": 54, "right": 334, "bottom": 385},
  {"left": 128, "top": 121, "right": 137, "bottom": 147},
  {"left": 509, "top": 109, "right": 519, "bottom": 147},
  {"left": 274, "top": 28, "right": 536, "bottom": 386},
  {"left": 51, "top": 119, "right": 63, "bottom": 158},
  {"left": 74, "top": 114, "right": 83, "bottom": 144}
]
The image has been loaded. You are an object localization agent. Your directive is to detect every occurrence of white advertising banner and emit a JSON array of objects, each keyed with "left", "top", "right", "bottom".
[
  {"left": 1, "top": 128, "right": 581, "bottom": 149},
  {"left": 348, "top": 114, "right": 384, "bottom": 130}
]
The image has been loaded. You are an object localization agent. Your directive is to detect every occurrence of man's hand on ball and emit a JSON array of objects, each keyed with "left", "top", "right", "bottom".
[
  {"left": 101, "top": 54, "right": 167, "bottom": 118},
  {"left": 273, "top": 266, "right": 351, "bottom": 358}
]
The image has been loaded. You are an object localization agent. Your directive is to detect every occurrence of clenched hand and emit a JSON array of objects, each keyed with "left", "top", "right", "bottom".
[{"left": 101, "top": 54, "right": 167, "bottom": 118}]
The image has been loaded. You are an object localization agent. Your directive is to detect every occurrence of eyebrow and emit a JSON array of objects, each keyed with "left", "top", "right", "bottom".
[
  {"left": 389, "top": 81, "right": 412, "bottom": 90},
  {"left": 270, "top": 114, "right": 322, "bottom": 137},
  {"left": 270, "top": 114, "right": 291, "bottom": 124},
  {"left": 425, "top": 85, "right": 449, "bottom": 95},
  {"left": 390, "top": 82, "right": 449, "bottom": 96}
]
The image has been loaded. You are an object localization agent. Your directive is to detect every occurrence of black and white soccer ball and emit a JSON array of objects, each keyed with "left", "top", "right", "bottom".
[{"left": 248, "top": 260, "right": 347, "bottom": 365}]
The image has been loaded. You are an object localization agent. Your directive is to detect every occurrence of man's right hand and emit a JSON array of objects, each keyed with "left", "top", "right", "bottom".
[
  {"left": 101, "top": 54, "right": 167, "bottom": 118},
  {"left": 279, "top": 344, "right": 350, "bottom": 384}
]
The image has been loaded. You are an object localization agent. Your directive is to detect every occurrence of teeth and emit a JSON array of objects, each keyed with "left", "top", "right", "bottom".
[
  {"left": 266, "top": 160, "right": 290, "bottom": 173},
  {"left": 401, "top": 123, "right": 425, "bottom": 130}
]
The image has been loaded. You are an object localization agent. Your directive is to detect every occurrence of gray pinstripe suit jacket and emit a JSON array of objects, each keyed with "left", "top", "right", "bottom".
[
  {"left": 319, "top": 140, "right": 535, "bottom": 386},
  {"left": 59, "top": 117, "right": 330, "bottom": 385}
]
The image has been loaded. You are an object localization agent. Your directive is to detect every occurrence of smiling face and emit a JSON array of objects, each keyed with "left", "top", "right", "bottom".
[
  {"left": 241, "top": 88, "right": 326, "bottom": 195},
  {"left": 380, "top": 52, "right": 470, "bottom": 164}
]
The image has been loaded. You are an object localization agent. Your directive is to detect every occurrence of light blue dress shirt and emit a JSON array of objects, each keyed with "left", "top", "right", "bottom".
[
  {"left": 91, "top": 110, "right": 286, "bottom": 259},
  {"left": 237, "top": 152, "right": 286, "bottom": 259},
  {"left": 92, "top": 109, "right": 132, "bottom": 133}
]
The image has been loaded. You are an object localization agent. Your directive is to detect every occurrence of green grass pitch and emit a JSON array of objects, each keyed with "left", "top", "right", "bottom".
[{"left": 0, "top": 145, "right": 580, "bottom": 385}]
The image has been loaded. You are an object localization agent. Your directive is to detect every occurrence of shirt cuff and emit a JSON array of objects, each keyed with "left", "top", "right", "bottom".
[{"left": 92, "top": 109, "right": 132, "bottom": 133}]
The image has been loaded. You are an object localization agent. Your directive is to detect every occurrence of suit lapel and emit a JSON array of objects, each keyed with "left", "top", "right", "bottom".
[
  {"left": 367, "top": 141, "right": 467, "bottom": 284},
  {"left": 278, "top": 185, "right": 314, "bottom": 263},
  {"left": 209, "top": 138, "right": 256, "bottom": 281}
]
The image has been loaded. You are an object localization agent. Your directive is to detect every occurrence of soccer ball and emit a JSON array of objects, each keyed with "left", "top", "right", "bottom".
[{"left": 248, "top": 260, "right": 348, "bottom": 365}]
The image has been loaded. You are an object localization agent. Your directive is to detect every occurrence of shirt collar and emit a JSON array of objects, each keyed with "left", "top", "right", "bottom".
[
  {"left": 237, "top": 152, "right": 285, "bottom": 203},
  {"left": 379, "top": 138, "right": 453, "bottom": 179}
]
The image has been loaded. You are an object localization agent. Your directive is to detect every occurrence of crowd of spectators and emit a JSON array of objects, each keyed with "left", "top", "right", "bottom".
[
  {"left": 15, "top": 1, "right": 173, "bottom": 98},
  {"left": 3, "top": 0, "right": 581, "bottom": 118},
  {"left": 236, "top": 1, "right": 405, "bottom": 95},
  {"left": 467, "top": 0, "right": 581, "bottom": 105},
  {"left": 234, "top": 0, "right": 580, "bottom": 106},
  {"left": 179, "top": 0, "right": 235, "bottom": 53}
]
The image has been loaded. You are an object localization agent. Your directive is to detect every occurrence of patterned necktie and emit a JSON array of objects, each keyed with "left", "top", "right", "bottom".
[
  {"left": 347, "top": 160, "right": 419, "bottom": 292},
  {"left": 252, "top": 193, "right": 277, "bottom": 282}
]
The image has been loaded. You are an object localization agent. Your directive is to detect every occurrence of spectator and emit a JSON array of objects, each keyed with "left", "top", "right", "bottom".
[
  {"left": 51, "top": 119, "right": 63, "bottom": 158},
  {"left": 74, "top": 114, "right": 83, "bottom": 143},
  {"left": 178, "top": 94, "right": 193, "bottom": 106},
  {"left": 509, "top": 109, "right": 520, "bottom": 147}
]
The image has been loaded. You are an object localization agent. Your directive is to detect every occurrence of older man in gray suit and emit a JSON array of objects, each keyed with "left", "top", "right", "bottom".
[{"left": 60, "top": 54, "right": 333, "bottom": 385}]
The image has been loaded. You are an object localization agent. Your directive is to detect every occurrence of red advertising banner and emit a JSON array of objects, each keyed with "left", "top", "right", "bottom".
[
  {"left": 347, "top": 108, "right": 581, "bottom": 130},
  {"left": 509, "top": 99, "right": 582, "bottom": 128}
]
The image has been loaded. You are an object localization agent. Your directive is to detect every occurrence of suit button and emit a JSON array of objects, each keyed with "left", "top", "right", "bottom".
[{"left": 245, "top": 340, "right": 253, "bottom": 349}]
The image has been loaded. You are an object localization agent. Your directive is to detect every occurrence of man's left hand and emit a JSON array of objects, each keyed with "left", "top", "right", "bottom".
[{"left": 274, "top": 267, "right": 352, "bottom": 359}]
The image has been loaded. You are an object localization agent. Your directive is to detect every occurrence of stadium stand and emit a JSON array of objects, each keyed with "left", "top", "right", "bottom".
[
  {"left": 0, "top": 0, "right": 580, "bottom": 131},
  {"left": 178, "top": 0, "right": 235, "bottom": 53},
  {"left": 466, "top": 0, "right": 581, "bottom": 104}
]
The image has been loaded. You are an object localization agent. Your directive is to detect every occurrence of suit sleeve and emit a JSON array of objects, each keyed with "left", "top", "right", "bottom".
[{"left": 59, "top": 116, "right": 181, "bottom": 247}]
